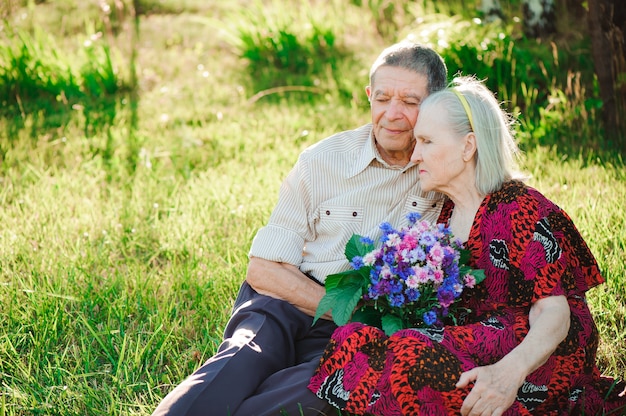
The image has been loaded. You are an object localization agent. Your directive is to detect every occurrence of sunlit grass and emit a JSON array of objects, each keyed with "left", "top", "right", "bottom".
[{"left": 0, "top": 0, "right": 624, "bottom": 415}]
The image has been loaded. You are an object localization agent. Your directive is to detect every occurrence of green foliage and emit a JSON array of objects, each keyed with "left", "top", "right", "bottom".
[
  {"left": 0, "top": 26, "right": 125, "bottom": 133},
  {"left": 400, "top": 13, "right": 602, "bottom": 150},
  {"left": 220, "top": 0, "right": 356, "bottom": 103}
]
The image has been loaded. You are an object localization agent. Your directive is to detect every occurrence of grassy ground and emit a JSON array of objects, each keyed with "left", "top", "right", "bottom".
[{"left": 0, "top": 0, "right": 624, "bottom": 414}]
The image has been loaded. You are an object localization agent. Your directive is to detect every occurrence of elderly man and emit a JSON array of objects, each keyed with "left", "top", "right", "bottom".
[{"left": 152, "top": 41, "right": 448, "bottom": 416}]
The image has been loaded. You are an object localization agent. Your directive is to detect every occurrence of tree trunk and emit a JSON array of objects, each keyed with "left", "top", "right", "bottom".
[
  {"left": 522, "top": 0, "right": 557, "bottom": 37},
  {"left": 588, "top": 0, "right": 626, "bottom": 151},
  {"left": 479, "top": 0, "right": 504, "bottom": 22}
]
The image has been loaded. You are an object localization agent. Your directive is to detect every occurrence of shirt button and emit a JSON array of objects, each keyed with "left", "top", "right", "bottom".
[
  {"left": 432, "top": 203, "right": 437, "bottom": 208},
  {"left": 412, "top": 201, "right": 417, "bottom": 207},
  {"left": 352, "top": 211, "right": 357, "bottom": 217},
  {"left": 326, "top": 210, "right": 330, "bottom": 215}
]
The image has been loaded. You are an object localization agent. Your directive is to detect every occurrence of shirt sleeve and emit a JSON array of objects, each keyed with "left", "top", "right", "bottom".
[{"left": 248, "top": 155, "right": 313, "bottom": 266}]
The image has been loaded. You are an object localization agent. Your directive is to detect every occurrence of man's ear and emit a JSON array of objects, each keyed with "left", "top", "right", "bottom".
[
  {"left": 365, "top": 86, "right": 372, "bottom": 101},
  {"left": 463, "top": 133, "right": 477, "bottom": 162}
]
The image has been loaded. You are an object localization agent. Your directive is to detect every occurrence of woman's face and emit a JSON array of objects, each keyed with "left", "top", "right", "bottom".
[{"left": 410, "top": 103, "right": 469, "bottom": 193}]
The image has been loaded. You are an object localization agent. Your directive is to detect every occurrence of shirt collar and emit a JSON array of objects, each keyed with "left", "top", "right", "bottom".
[{"left": 348, "top": 127, "right": 416, "bottom": 178}]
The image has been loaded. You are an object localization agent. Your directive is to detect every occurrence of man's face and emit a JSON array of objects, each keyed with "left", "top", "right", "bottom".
[{"left": 366, "top": 66, "right": 429, "bottom": 166}]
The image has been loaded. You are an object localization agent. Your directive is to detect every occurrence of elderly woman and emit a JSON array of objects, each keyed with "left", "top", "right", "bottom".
[{"left": 308, "top": 77, "right": 626, "bottom": 415}]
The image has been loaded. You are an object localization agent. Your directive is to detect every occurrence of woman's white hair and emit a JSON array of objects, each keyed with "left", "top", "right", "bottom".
[{"left": 419, "top": 76, "right": 523, "bottom": 195}]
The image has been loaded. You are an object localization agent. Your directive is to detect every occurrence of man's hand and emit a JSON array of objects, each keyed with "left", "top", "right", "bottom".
[{"left": 246, "top": 257, "right": 330, "bottom": 319}]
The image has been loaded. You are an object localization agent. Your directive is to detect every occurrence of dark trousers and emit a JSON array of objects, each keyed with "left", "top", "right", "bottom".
[{"left": 151, "top": 281, "right": 339, "bottom": 416}]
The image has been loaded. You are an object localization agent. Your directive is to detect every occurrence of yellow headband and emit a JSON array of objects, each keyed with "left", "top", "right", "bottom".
[{"left": 452, "top": 89, "right": 475, "bottom": 132}]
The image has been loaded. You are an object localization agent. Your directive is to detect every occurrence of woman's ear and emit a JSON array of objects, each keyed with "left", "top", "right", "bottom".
[{"left": 463, "top": 133, "right": 477, "bottom": 162}]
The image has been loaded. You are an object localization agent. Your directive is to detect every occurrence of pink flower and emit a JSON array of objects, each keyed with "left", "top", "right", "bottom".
[
  {"left": 406, "top": 275, "right": 420, "bottom": 289},
  {"left": 380, "top": 265, "right": 392, "bottom": 279},
  {"left": 432, "top": 269, "right": 444, "bottom": 284},
  {"left": 428, "top": 242, "right": 445, "bottom": 263},
  {"left": 385, "top": 233, "right": 401, "bottom": 247},
  {"left": 363, "top": 251, "right": 378, "bottom": 266},
  {"left": 464, "top": 273, "right": 476, "bottom": 288},
  {"left": 413, "top": 266, "right": 431, "bottom": 284}
]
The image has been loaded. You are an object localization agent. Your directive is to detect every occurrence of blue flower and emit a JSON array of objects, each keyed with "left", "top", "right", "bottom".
[
  {"left": 360, "top": 236, "right": 375, "bottom": 245},
  {"left": 382, "top": 251, "right": 395, "bottom": 265},
  {"left": 367, "top": 285, "right": 381, "bottom": 300},
  {"left": 405, "top": 288, "right": 421, "bottom": 302},
  {"left": 437, "top": 223, "right": 451, "bottom": 235},
  {"left": 350, "top": 256, "right": 364, "bottom": 269},
  {"left": 406, "top": 212, "right": 422, "bottom": 224},
  {"left": 389, "top": 280, "right": 403, "bottom": 294},
  {"left": 369, "top": 269, "right": 380, "bottom": 282},
  {"left": 379, "top": 222, "right": 394, "bottom": 234},
  {"left": 389, "top": 293, "right": 406, "bottom": 307},
  {"left": 423, "top": 310, "right": 438, "bottom": 326}
]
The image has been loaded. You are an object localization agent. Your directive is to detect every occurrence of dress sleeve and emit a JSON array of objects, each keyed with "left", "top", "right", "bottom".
[
  {"left": 512, "top": 186, "right": 604, "bottom": 303},
  {"left": 541, "top": 201, "right": 605, "bottom": 295},
  {"left": 473, "top": 182, "right": 604, "bottom": 309}
]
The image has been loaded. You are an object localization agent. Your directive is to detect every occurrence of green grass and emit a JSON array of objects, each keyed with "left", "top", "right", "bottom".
[{"left": 0, "top": 0, "right": 624, "bottom": 415}]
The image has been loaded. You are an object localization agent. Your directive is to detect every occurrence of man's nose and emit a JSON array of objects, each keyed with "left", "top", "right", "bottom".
[{"left": 385, "top": 99, "right": 404, "bottom": 120}]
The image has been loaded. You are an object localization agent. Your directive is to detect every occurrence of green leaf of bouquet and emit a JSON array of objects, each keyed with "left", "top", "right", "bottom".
[
  {"left": 459, "top": 265, "right": 486, "bottom": 285},
  {"left": 345, "top": 234, "right": 374, "bottom": 260},
  {"left": 330, "top": 280, "right": 366, "bottom": 326},
  {"left": 323, "top": 271, "right": 353, "bottom": 291},
  {"left": 313, "top": 275, "right": 366, "bottom": 326},
  {"left": 313, "top": 290, "right": 338, "bottom": 325},
  {"left": 352, "top": 306, "right": 382, "bottom": 328},
  {"left": 459, "top": 248, "right": 471, "bottom": 265},
  {"left": 471, "top": 268, "right": 486, "bottom": 284},
  {"left": 381, "top": 314, "right": 404, "bottom": 336}
]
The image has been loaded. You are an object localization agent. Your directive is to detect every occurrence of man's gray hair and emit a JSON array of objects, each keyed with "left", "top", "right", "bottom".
[{"left": 369, "top": 41, "right": 448, "bottom": 94}]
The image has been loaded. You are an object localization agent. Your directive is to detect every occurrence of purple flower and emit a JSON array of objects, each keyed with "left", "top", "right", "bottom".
[
  {"left": 437, "top": 288, "right": 456, "bottom": 308},
  {"left": 419, "top": 231, "right": 437, "bottom": 246}
]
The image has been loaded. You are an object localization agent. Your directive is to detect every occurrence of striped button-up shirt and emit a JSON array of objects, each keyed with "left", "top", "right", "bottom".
[{"left": 249, "top": 123, "right": 445, "bottom": 284}]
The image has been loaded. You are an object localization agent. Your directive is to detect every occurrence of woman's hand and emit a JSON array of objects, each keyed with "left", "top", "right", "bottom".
[
  {"left": 456, "top": 361, "right": 525, "bottom": 416},
  {"left": 456, "top": 295, "right": 571, "bottom": 415}
]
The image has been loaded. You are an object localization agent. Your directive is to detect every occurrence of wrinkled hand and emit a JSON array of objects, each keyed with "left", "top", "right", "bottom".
[{"left": 456, "top": 364, "right": 523, "bottom": 416}]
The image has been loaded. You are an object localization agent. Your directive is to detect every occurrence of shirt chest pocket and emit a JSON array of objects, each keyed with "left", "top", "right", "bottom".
[{"left": 316, "top": 205, "right": 364, "bottom": 237}]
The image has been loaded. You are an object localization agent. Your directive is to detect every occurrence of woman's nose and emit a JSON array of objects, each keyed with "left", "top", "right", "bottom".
[{"left": 410, "top": 142, "right": 422, "bottom": 163}]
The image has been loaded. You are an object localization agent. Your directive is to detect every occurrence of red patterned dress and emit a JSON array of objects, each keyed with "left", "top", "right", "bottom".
[{"left": 308, "top": 181, "right": 626, "bottom": 415}]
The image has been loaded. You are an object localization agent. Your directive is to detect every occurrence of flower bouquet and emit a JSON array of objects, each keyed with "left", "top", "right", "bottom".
[{"left": 314, "top": 212, "right": 485, "bottom": 335}]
